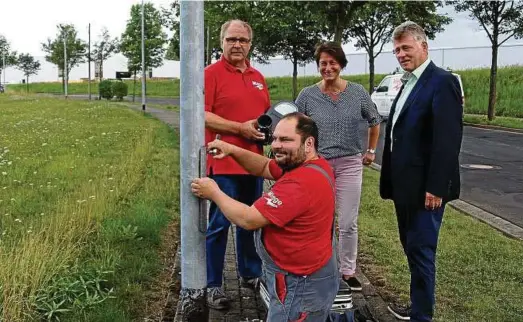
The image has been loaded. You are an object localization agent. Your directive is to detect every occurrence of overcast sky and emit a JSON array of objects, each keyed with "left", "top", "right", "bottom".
[{"left": 1, "top": 1, "right": 522, "bottom": 57}]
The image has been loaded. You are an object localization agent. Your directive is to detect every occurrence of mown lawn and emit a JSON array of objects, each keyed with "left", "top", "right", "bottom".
[
  {"left": 359, "top": 168, "right": 523, "bottom": 322},
  {"left": 0, "top": 95, "right": 179, "bottom": 321},
  {"left": 464, "top": 114, "right": 523, "bottom": 130}
]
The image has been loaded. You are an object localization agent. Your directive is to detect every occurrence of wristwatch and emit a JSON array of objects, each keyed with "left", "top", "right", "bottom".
[{"left": 367, "top": 148, "right": 376, "bottom": 154}]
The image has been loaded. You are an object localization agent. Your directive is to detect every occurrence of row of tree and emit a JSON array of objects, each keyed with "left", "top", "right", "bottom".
[
  {"left": 1, "top": 1, "right": 522, "bottom": 119},
  {"left": 164, "top": 0, "right": 523, "bottom": 120},
  {"left": 0, "top": 2, "right": 166, "bottom": 100},
  {"left": 0, "top": 36, "right": 41, "bottom": 90}
]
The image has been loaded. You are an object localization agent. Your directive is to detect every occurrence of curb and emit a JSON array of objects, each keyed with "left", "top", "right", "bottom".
[
  {"left": 355, "top": 269, "right": 397, "bottom": 322},
  {"left": 172, "top": 248, "right": 183, "bottom": 322},
  {"left": 463, "top": 122, "right": 523, "bottom": 134},
  {"left": 448, "top": 200, "right": 523, "bottom": 240},
  {"left": 368, "top": 162, "right": 523, "bottom": 241}
]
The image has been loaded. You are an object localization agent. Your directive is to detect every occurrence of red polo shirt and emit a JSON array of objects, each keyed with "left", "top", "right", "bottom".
[
  {"left": 205, "top": 56, "right": 270, "bottom": 175},
  {"left": 253, "top": 158, "right": 335, "bottom": 275}
]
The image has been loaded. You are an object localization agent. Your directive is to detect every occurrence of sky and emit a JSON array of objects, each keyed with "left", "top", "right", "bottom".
[{"left": 1, "top": 1, "right": 522, "bottom": 57}]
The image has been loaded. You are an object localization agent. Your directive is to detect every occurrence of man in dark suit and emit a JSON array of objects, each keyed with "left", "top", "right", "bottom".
[{"left": 379, "top": 21, "right": 463, "bottom": 322}]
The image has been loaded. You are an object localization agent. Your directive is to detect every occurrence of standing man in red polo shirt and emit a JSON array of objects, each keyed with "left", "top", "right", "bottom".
[
  {"left": 204, "top": 19, "right": 270, "bottom": 309},
  {"left": 192, "top": 113, "right": 339, "bottom": 321}
]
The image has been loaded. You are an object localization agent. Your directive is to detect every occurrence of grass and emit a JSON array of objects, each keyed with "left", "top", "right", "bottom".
[
  {"left": 7, "top": 65, "right": 523, "bottom": 118},
  {"left": 464, "top": 114, "right": 523, "bottom": 130},
  {"left": 0, "top": 95, "right": 179, "bottom": 321},
  {"left": 459, "top": 66, "right": 523, "bottom": 118},
  {"left": 359, "top": 168, "right": 523, "bottom": 322},
  {"left": 7, "top": 79, "right": 181, "bottom": 98}
]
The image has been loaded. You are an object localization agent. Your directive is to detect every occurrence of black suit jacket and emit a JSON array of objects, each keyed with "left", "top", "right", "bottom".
[{"left": 379, "top": 62, "right": 463, "bottom": 207}]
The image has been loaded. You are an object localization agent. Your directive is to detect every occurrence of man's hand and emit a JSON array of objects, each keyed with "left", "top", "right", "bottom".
[
  {"left": 362, "top": 152, "right": 375, "bottom": 166},
  {"left": 425, "top": 192, "right": 442, "bottom": 210},
  {"left": 191, "top": 177, "right": 220, "bottom": 200},
  {"left": 207, "top": 139, "right": 237, "bottom": 159},
  {"left": 239, "top": 119, "right": 266, "bottom": 141}
]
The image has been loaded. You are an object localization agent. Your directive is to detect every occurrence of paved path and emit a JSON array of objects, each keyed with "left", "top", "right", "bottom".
[
  {"left": 360, "top": 121, "right": 523, "bottom": 228},
  {"left": 59, "top": 94, "right": 181, "bottom": 106}
]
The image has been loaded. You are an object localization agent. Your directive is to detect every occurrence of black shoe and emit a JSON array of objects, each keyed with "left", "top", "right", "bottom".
[
  {"left": 387, "top": 303, "right": 411, "bottom": 320},
  {"left": 342, "top": 276, "right": 362, "bottom": 291},
  {"left": 239, "top": 276, "right": 260, "bottom": 289},
  {"left": 355, "top": 304, "right": 377, "bottom": 322},
  {"left": 207, "top": 287, "right": 230, "bottom": 310}
]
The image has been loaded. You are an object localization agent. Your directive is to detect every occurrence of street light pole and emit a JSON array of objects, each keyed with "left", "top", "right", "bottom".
[
  {"left": 88, "top": 23, "right": 91, "bottom": 100},
  {"left": 180, "top": 1, "right": 207, "bottom": 321},
  {"left": 2, "top": 54, "right": 5, "bottom": 86},
  {"left": 141, "top": 0, "right": 146, "bottom": 111},
  {"left": 64, "top": 36, "right": 68, "bottom": 99}
]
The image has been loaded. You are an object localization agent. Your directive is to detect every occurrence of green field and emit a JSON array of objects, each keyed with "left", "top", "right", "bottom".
[
  {"left": 359, "top": 168, "right": 523, "bottom": 321},
  {"left": 7, "top": 79, "right": 181, "bottom": 98},
  {"left": 7, "top": 65, "right": 523, "bottom": 118},
  {"left": 0, "top": 95, "right": 179, "bottom": 321}
]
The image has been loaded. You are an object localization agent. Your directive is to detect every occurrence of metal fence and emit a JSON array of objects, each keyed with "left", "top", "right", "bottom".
[
  {"left": 2, "top": 43, "right": 522, "bottom": 84},
  {"left": 251, "top": 43, "right": 523, "bottom": 77}
]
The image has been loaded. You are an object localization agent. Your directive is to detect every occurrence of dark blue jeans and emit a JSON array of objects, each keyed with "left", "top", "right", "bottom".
[
  {"left": 206, "top": 174, "right": 263, "bottom": 287},
  {"left": 394, "top": 203, "right": 445, "bottom": 322}
]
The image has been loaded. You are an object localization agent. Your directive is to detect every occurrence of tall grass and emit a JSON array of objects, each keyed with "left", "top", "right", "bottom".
[
  {"left": 458, "top": 66, "right": 523, "bottom": 117},
  {"left": 0, "top": 95, "right": 179, "bottom": 321}
]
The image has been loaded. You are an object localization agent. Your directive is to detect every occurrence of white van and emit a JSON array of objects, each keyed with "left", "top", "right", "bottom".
[{"left": 371, "top": 72, "right": 464, "bottom": 118}]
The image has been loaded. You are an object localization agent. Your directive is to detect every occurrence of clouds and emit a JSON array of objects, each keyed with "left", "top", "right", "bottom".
[
  {"left": 1, "top": 2, "right": 521, "bottom": 58},
  {"left": 0, "top": 0, "right": 171, "bottom": 56}
]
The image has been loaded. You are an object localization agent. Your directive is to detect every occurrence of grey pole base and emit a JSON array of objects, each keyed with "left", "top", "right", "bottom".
[{"left": 179, "top": 287, "right": 208, "bottom": 321}]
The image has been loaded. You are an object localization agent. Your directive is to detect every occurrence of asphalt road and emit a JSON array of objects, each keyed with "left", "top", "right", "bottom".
[
  {"left": 60, "top": 94, "right": 523, "bottom": 228},
  {"left": 360, "top": 121, "right": 523, "bottom": 228}
]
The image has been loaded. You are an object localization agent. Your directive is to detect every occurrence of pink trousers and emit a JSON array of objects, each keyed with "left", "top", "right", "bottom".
[{"left": 328, "top": 154, "right": 362, "bottom": 276}]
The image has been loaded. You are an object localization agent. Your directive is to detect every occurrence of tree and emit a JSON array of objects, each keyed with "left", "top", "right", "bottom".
[
  {"left": 263, "top": 1, "right": 325, "bottom": 99},
  {"left": 164, "top": 1, "right": 323, "bottom": 99},
  {"left": 162, "top": 1, "right": 181, "bottom": 61},
  {"left": 454, "top": 1, "right": 523, "bottom": 120},
  {"left": 41, "top": 24, "right": 87, "bottom": 93},
  {"left": 311, "top": 1, "right": 366, "bottom": 44},
  {"left": 0, "top": 35, "right": 18, "bottom": 83},
  {"left": 16, "top": 53, "right": 41, "bottom": 92},
  {"left": 163, "top": 1, "right": 276, "bottom": 65},
  {"left": 120, "top": 2, "right": 167, "bottom": 101},
  {"left": 348, "top": 1, "right": 452, "bottom": 93},
  {"left": 91, "top": 27, "right": 119, "bottom": 82}
]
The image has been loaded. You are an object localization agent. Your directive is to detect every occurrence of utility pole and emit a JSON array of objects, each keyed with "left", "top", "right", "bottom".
[
  {"left": 2, "top": 54, "right": 5, "bottom": 87},
  {"left": 141, "top": 0, "right": 146, "bottom": 111},
  {"left": 64, "top": 36, "right": 68, "bottom": 99},
  {"left": 88, "top": 23, "right": 91, "bottom": 100},
  {"left": 180, "top": 1, "right": 207, "bottom": 321}
]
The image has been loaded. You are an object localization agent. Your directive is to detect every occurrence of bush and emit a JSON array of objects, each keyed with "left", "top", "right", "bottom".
[
  {"left": 99, "top": 80, "right": 113, "bottom": 100},
  {"left": 112, "top": 81, "right": 128, "bottom": 101}
]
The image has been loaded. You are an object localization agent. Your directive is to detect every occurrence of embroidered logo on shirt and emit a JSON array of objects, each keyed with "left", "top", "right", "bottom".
[
  {"left": 265, "top": 191, "right": 282, "bottom": 208},
  {"left": 252, "top": 81, "right": 264, "bottom": 90}
]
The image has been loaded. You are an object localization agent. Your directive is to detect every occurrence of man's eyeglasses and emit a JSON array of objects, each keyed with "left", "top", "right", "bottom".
[{"left": 225, "top": 37, "right": 251, "bottom": 45}]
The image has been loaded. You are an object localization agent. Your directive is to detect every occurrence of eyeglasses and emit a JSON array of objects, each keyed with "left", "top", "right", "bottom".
[{"left": 225, "top": 37, "right": 251, "bottom": 46}]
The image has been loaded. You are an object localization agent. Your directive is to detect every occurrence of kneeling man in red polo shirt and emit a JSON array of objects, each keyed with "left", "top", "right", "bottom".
[{"left": 192, "top": 112, "right": 339, "bottom": 321}]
